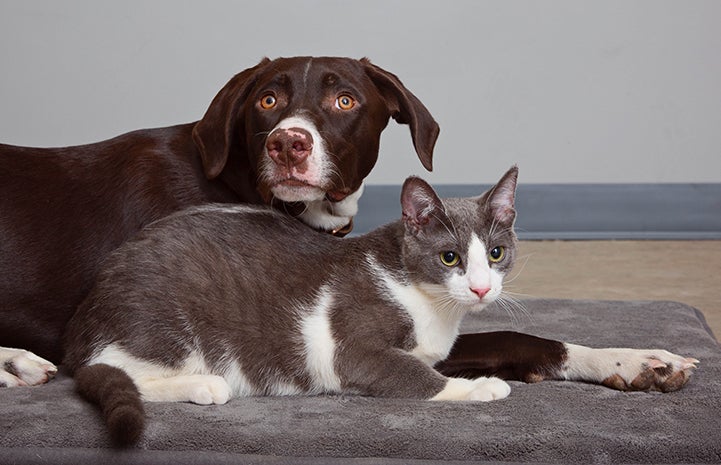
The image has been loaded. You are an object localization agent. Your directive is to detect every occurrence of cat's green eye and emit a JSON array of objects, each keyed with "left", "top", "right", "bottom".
[
  {"left": 488, "top": 246, "right": 505, "bottom": 263},
  {"left": 440, "top": 251, "right": 460, "bottom": 267}
]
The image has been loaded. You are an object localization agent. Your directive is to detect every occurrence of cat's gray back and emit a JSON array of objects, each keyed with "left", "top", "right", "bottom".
[{"left": 64, "top": 204, "right": 415, "bottom": 394}]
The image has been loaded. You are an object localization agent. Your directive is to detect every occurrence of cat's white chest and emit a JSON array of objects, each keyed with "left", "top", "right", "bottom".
[
  {"left": 367, "top": 256, "right": 462, "bottom": 366},
  {"left": 401, "top": 286, "right": 462, "bottom": 366}
]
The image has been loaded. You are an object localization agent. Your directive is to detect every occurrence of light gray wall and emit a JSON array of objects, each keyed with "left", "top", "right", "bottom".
[{"left": 1, "top": 1, "right": 719, "bottom": 184}]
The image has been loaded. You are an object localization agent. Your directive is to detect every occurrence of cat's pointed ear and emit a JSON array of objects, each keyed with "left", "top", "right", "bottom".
[
  {"left": 401, "top": 176, "right": 446, "bottom": 234},
  {"left": 483, "top": 165, "right": 519, "bottom": 224}
]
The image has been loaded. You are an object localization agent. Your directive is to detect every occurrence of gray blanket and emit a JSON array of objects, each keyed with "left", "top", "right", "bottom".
[{"left": 2, "top": 299, "right": 719, "bottom": 464}]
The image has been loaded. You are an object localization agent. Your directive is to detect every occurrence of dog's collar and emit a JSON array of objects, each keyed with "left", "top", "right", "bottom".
[
  {"left": 330, "top": 218, "right": 353, "bottom": 237},
  {"left": 273, "top": 200, "right": 354, "bottom": 237}
]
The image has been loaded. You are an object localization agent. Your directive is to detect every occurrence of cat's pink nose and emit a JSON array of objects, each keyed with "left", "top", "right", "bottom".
[{"left": 471, "top": 287, "right": 490, "bottom": 299}]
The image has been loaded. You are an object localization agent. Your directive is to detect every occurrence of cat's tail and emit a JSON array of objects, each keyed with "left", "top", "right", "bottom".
[{"left": 74, "top": 363, "right": 145, "bottom": 446}]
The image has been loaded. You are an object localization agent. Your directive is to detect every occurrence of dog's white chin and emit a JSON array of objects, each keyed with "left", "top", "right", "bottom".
[{"left": 271, "top": 183, "right": 326, "bottom": 203}]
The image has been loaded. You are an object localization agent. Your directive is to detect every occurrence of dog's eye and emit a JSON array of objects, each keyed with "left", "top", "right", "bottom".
[
  {"left": 260, "top": 94, "right": 277, "bottom": 109},
  {"left": 335, "top": 95, "right": 356, "bottom": 110},
  {"left": 440, "top": 251, "right": 460, "bottom": 267},
  {"left": 488, "top": 246, "right": 505, "bottom": 263}
]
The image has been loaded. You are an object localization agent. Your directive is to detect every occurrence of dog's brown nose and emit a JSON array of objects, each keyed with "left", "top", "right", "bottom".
[{"left": 266, "top": 127, "right": 313, "bottom": 167}]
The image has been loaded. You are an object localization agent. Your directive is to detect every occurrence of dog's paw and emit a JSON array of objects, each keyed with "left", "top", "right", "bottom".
[
  {"left": 0, "top": 348, "right": 58, "bottom": 387},
  {"left": 599, "top": 349, "right": 698, "bottom": 393},
  {"left": 431, "top": 376, "right": 510, "bottom": 401}
]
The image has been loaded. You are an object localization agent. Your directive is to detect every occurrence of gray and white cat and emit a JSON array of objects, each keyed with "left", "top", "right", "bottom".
[{"left": 63, "top": 166, "right": 521, "bottom": 445}]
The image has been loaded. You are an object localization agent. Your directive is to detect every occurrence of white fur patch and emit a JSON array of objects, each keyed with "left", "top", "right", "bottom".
[
  {"left": 561, "top": 343, "right": 698, "bottom": 385},
  {"left": 260, "top": 115, "right": 330, "bottom": 203},
  {"left": 259, "top": 114, "right": 363, "bottom": 231},
  {"left": 264, "top": 377, "right": 303, "bottom": 396},
  {"left": 0, "top": 347, "right": 57, "bottom": 387},
  {"left": 431, "top": 377, "right": 511, "bottom": 401},
  {"left": 218, "top": 356, "right": 256, "bottom": 397},
  {"left": 298, "top": 183, "right": 363, "bottom": 232},
  {"left": 88, "top": 344, "right": 232, "bottom": 402},
  {"left": 365, "top": 255, "right": 462, "bottom": 366},
  {"left": 445, "top": 233, "right": 504, "bottom": 308},
  {"left": 141, "top": 374, "right": 231, "bottom": 405},
  {"left": 299, "top": 288, "right": 342, "bottom": 393}
]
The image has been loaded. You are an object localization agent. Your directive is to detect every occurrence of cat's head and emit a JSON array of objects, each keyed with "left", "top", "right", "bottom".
[{"left": 400, "top": 166, "right": 518, "bottom": 313}]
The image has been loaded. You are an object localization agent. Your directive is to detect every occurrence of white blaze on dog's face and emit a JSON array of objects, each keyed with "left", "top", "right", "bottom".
[{"left": 259, "top": 115, "right": 363, "bottom": 233}]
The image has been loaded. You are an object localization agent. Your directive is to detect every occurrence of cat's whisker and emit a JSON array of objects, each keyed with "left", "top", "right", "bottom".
[
  {"left": 430, "top": 211, "right": 459, "bottom": 243},
  {"left": 501, "top": 288, "right": 536, "bottom": 299},
  {"left": 446, "top": 205, "right": 460, "bottom": 241},
  {"left": 488, "top": 218, "right": 498, "bottom": 238},
  {"left": 489, "top": 223, "right": 513, "bottom": 243},
  {"left": 487, "top": 217, "right": 498, "bottom": 242},
  {"left": 327, "top": 162, "right": 347, "bottom": 193},
  {"left": 491, "top": 297, "right": 519, "bottom": 326},
  {"left": 507, "top": 294, "right": 534, "bottom": 324},
  {"left": 502, "top": 252, "right": 533, "bottom": 286},
  {"left": 312, "top": 135, "right": 347, "bottom": 192},
  {"left": 423, "top": 286, "right": 468, "bottom": 318},
  {"left": 493, "top": 293, "right": 533, "bottom": 326}
]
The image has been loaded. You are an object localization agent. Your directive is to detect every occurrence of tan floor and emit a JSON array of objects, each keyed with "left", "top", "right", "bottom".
[{"left": 509, "top": 240, "right": 721, "bottom": 339}]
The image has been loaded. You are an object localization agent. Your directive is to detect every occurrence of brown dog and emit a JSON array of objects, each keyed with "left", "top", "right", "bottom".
[{"left": 0, "top": 57, "right": 439, "bottom": 379}]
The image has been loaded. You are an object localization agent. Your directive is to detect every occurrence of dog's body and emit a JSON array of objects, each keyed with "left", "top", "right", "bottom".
[
  {"left": 0, "top": 57, "right": 439, "bottom": 377},
  {"left": 1, "top": 125, "right": 237, "bottom": 361}
]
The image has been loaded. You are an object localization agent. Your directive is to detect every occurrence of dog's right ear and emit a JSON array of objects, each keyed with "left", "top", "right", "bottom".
[
  {"left": 361, "top": 59, "right": 440, "bottom": 172},
  {"left": 192, "top": 58, "right": 271, "bottom": 180}
]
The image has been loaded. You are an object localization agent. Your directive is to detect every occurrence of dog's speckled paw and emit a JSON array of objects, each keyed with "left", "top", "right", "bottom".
[{"left": 600, "top": 351, "right": 698, "bottom": 392}]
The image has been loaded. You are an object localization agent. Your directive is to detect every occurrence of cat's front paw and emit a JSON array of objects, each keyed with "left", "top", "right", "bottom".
[
  {"left": 431, "top": 376, "right": 510, "bottom": 401},
  {"left": 600, "top": 349, "right": 698, "bottom": 392},
  {"left": 186, "top": 375, "right": 232, "bottom": 405},
  {"left": 0, "top": 348, "right": 57, "bottom": 387},
  {"left": 468, "top": 377, "right": 512, "bottom": 401}
]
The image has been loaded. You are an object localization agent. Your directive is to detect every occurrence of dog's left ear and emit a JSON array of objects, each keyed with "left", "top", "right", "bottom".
[
  {"left": 361, "top": 59, "right": 440, "bottom": 172},
  {"left": 192, "top": 58, "right": 271, "bottom": 180}
]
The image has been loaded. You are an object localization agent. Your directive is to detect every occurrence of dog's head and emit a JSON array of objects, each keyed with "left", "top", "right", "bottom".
[{"left": 192, "top": 56, "right": 439, "bottom": 235}]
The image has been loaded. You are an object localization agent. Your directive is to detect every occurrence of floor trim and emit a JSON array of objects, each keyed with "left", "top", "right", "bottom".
[{"left": 353, "top": 183, "right": 721, "bottom": 240}]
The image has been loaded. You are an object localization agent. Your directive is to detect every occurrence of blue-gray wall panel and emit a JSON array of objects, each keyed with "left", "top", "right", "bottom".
[{"left": 353, "top": 184, "right": 721, "bottom": 240}]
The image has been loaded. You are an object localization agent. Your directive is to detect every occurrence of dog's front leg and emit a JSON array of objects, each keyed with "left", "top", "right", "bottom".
[
  {"left": 560, "top": 344, "right": 698, "bottom": 392},
  {"left": 0, "top": 347, "right": 58, "bottom": 387},
  {"left": 435, "top": 332, "right": 698, "bottom": 392}
]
